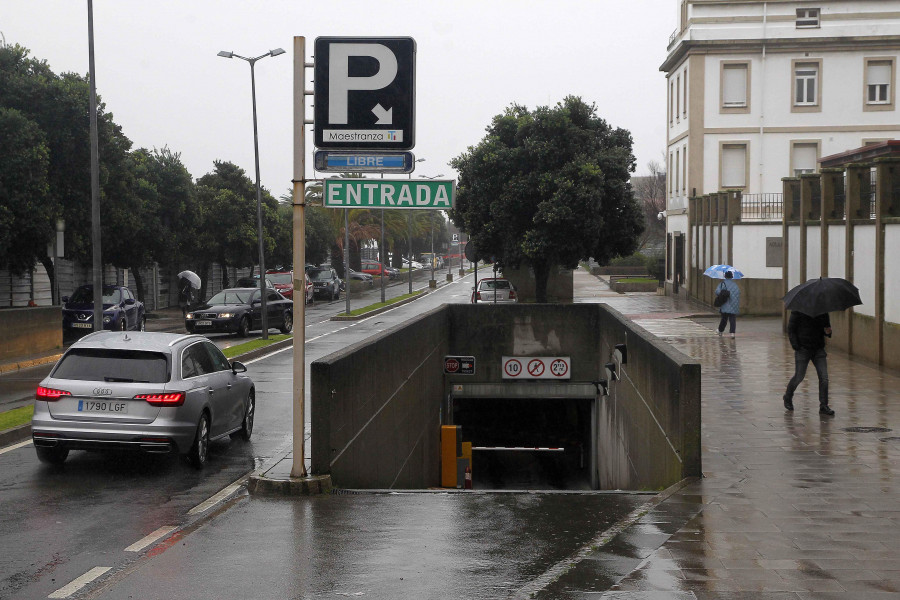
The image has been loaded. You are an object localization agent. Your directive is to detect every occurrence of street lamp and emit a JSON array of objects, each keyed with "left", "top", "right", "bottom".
[
  {"left": 218, "top": 47, "right": 285, "bottom": 340},
  {"left": 408, "top": 158, "right": 426, "bottom": 294},
  {"left": 419, "top": 173, "right": 444, "bottom": 284}
]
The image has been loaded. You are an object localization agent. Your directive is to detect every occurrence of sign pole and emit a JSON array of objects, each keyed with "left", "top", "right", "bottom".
[{"left": 291, "top": 36, "right": 308, "bottom": 478}]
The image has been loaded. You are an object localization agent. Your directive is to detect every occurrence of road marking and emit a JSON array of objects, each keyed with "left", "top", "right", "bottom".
[
  {"left": 48, "top": 567, "right": 111, "bottom": 598},
  {"left": 188, "top": 475, "right": 246, "bottom": 515},
  {"left": 0, "top": 439, "right": 32, "bottom": 455},
  {"left": 124, "top": 525, "right": 177, "bottom": 553}
]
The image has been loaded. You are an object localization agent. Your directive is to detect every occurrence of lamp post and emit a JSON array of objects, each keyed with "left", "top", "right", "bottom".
[
  {"left": 408, "top": 158, "right": 426, "bottom": 294},
  {"left": 419, "top": 173, "right": 444, "bottom": 285},
  {"left": 218, "top": 47, "right": 285, "bottom": 340}
]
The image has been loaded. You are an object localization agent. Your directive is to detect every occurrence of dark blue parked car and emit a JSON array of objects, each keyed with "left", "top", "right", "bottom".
[{"left": 62, "top": 284, "right": 146, "bottom": 335}]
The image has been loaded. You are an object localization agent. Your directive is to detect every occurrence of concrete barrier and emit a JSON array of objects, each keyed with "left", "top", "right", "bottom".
[
  {"left": 311, "top": 303, "right": 702, "bottom": 491},
  {"left": 0, "top": 306, "right": 62, "bottom": 365}
]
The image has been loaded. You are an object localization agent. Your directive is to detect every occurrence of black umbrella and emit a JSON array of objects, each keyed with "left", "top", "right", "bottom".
[{"left": 782, "top": 277, "right": 862, "bottom": 317}]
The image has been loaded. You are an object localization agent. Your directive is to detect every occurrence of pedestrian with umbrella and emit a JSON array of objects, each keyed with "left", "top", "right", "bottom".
[
  {"left": 781, "top": 277, "right": 862, "bottom": 416},
  {"left": 704, "top": 265, "right": 743, "bottom": 338},
  {"left": 177, "top": 270, "right": 201, "bottom": 317}
]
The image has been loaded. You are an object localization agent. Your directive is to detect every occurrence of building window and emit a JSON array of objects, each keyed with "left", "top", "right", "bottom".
[
  {"left": 792, "top": 59, "right": 822, "bottom": 112},
  {"left": 675, "top": 149, "right": 680, "bottom": 194},
  {"left": 676, "top": 76, "right": 681, "bottom": 120},
  {"left": 669, "top": 152, "right": 674, "bottom": 195},
  {"left": 865, "top": 59, "right": 894, "bottom": 110},
  {"left": 682, "top": 145, "right": 687, "bottom": 193},
  {"left": 670, "top": 81, "right": 674, "bottom": 124},
  {"left": 795, "top": 64, "right": 818, "bottom": 105},
  {"left": 721, "top": 143, "right": 747, "bottom": 190},
  {"left": 796, "top": 8, "right": 820, "bottom": 28},
  {"left": 791, "top": 142, "right": 819, "bottom": 177},
  {"left": 683, "top": 68, "right": 688, "bottom": 118},
  {"left": 721, "top": 62, "right": 749, "bottom": 113}
]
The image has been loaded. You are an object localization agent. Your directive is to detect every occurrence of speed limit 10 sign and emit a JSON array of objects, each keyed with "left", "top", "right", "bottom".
[{"left": 501, "top": 356, "right": 571, "bottom": 380}]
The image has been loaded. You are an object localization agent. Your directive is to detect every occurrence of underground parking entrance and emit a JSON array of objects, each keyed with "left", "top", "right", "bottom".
[
  {"left": 449, "top": 384, "right": 597, "bottom": 490},
  {"left": 310, "top": 303, "right": 701, "bottom": 491}
]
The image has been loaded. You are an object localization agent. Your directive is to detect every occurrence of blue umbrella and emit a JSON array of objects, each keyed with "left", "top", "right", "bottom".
[{"left": 703, "top": 264, "right": 744, "bottom": 279}]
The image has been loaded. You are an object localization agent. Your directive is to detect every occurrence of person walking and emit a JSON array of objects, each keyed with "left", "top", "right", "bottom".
[
  {"left": 783, "top": 311, "right": 834, "bottom": 415},
  {"left": 715, "top": 271, "right": 741, "bottom": 337}
]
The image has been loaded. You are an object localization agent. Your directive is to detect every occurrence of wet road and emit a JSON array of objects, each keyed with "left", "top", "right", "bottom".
[
  {"left": 87, "top": 492, "right": 648, "bottom": 600},
  {"left": 0, "top": 272, "right": 473, "bottom": 600}
]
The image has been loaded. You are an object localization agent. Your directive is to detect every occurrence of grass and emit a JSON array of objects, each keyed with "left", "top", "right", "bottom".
[
  {"left": 222, "top": 334, "right": 292, "bottom": 358},
  {"left": 340, "top": 292, "right": 422, "bottom": 317},
  {"left": 616, "top": 277, "right": 658, "bottom": 284},
  {"left": 0, "top": 405, "right": 33, "bottom": 431}
]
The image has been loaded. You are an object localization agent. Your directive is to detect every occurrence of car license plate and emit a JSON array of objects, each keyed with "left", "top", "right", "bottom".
[
  {"left": 78, "top": 400, "right": 128, "bottom": 414},
  {"left": 72, "top": 323, "right": 92, "bottom": 329},
  {"left": 196, "top": 320, "right": 212, "bottom": 326}
]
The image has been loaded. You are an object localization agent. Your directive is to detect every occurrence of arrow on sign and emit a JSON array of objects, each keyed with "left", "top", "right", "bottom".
[{"left": 372, "top": 104, "right": 393, "bottom": 125}]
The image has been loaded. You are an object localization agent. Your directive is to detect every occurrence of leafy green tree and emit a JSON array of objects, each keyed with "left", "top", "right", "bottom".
[
  {"left": 0, "top": 108, "right": 54, "bottom": 275},
  {"left": 450, "top": 96, "right": 643, "bottom": 302}
]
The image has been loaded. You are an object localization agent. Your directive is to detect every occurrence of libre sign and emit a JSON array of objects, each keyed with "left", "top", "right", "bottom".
[
  {"left": 314, "top": 37, "right": 416, "bottom": 150},
  {"left": 324, "top": 179, "right": 454, "bottom": 209}
]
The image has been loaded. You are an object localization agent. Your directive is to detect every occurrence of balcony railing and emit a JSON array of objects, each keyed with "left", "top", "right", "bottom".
[{"left": 740, "top": 193, "right": 783, "bottom": 221}]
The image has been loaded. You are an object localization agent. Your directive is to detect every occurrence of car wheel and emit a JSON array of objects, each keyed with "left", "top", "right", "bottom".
[
  {"left": 187, "top": 412, "right": 210, "bottom": 469},
  {"left": 238, "top": 390, "right": 254, "bottom": 441},
  {"left": 35, "top": 445, "right": 69, "bottom": 465},
  {"left": 279, "top": 311, "right": 293, "bottom": 334},
  {"left": 237, "top": 316, "right": 250, "bottom": 338}
]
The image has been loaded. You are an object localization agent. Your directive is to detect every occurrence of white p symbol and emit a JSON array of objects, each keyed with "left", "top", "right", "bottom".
[{"left": 329, "top": 44, "right": 398, "bottom": 125}]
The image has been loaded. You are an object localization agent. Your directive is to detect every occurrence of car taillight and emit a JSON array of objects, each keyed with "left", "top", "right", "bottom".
[
  {"left": 135, "top": 392, "right": 185, "bottom": 407},
  {"left": 509, "top": 290, "right": 517, "bottom": 299},
  {"left": 476, "top": 292, "right": 482, "bottom": 300},
  {"left": 36, "top": 386, "right": 71, "bottom": 401}
]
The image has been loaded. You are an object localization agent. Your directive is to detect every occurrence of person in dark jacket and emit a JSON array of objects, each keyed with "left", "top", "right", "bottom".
[
  {"left": 715, "top": 271, "right": 741, "bottom": 337},
  {"left": 783, "top": 311, "right": 834, "bottom": 415}
]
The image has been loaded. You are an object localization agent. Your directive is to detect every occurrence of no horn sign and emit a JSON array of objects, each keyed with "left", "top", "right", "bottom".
[{"left": 502, "top": 357, "right": 571, "bottom": 380}]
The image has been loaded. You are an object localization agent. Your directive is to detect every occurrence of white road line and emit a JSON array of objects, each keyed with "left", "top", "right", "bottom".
[
  {"left": 48, "top": 567, "right": 111, "bottom": 598},
  {"left": 124, "top": 525, "right": 177, "bottom": 553},
  {"left": 0, "top": 439, "right": 32, "bottom": 455},
  {"left": 188, "top": 475, "right": 246, "bottom": 515}
]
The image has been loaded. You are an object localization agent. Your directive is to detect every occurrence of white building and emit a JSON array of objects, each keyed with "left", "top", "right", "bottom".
[{"left": 660, "top": 0, "right": 900, "bottom": 292}]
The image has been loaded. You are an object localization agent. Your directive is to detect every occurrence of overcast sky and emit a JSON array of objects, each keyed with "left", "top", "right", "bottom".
[{"left": 1, "top": 1, "right": 677, "bottom": 195}]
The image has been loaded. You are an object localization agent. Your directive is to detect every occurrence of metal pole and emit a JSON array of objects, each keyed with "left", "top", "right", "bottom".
[
  {"left": 344, "top": 210, "right": 350, "bottom": 315},
  {"left": 380, "top": 208, "right": 386, "bottom": 303},
  {"left": 408, "top": 213, "right": 412, "bottom": 295},
  {"left": 290, "top": 36, "right": 308, "bottom": 478},
  {"left": 430, "top": 211, "right": 435, "bottom": 283},
  {"left": 249, "top": 59, "right": 268, "bottom": 340},
  {"left": 87, "top": 0, "right": 102, "bottom": 331}
]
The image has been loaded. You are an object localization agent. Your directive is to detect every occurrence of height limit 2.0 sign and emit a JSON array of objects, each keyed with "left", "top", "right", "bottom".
[
  {"left": 501, "top": 357, "right": 571, "bottom": 380},
  {"left": 314, "top": 37, "right": 415, "bottom": 150}
]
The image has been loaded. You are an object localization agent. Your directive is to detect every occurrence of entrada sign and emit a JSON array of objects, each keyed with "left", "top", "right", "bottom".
[
  {"left": 314, "top": 37, "right": 416, "bottom": 150},
  {"left": 324, "top": 179, "right": 454, "bottom": 209}
]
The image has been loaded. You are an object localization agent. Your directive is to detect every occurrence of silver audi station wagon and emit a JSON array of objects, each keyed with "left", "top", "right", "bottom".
[{"left": 31, "top": 331, "right": 255, "bottom": 469}]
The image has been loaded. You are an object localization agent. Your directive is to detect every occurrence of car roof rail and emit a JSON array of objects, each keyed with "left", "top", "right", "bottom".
[{"left": 168, "top": 333, "right": 206, "bottom": 347}]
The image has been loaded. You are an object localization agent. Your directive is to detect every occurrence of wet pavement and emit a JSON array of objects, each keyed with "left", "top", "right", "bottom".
[{"left": 13, "top": 269, "right": 900, "bottom": 598}]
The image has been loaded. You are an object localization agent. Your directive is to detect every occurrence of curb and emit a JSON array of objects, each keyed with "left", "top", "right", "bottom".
[
  {"left": 0, "top": 423, "right": 30, "bottom": 447},
  {"left": 0, "top": 353, "right": 63, "bottom": 375},
  {"left": 230, "top": 337, "right": 294, "bottom": 363},
  {"left": 330, "top": 289, "right": 429, "bottom": 321},
  {"left": 247, "top": 473, "right": 333, "bottom": 496}
]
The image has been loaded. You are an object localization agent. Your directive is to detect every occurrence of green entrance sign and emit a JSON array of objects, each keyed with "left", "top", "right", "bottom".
[{"left": 324, "top": 179, "right": 455, "bottom": 209}]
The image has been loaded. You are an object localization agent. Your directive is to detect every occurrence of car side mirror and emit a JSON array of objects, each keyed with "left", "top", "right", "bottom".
[
  {"left": 124, "top": 298, "right": 135, "bottom": 305},
  {"left": 61, "top": 296, "right": 69, "bottom": 304},
  {"left": 231, "top": 360, "right": 247, "bottom": 374}
]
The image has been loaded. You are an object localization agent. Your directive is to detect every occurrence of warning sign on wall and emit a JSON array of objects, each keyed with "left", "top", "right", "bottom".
[{"left": 501, "top": 356, "right": 570, "bottom": 380}]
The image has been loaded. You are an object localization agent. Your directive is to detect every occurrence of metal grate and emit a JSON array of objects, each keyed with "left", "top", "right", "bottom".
[
  {"left": 843, "top": 426, "right": 892, "bottom": 433},
  {"left": 740, "top": 193, "right": 783, "bottom": 221}
]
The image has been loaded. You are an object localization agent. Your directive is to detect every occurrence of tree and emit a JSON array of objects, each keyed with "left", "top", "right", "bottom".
[
  {"left": 632, "top": 160, "right": 667, "bottom": 251},
  {"left": 0, "top": 108, "right": 53, "bottom": 275},
  {"left": 450, "top": 96, "right": 644, "bottom": 302}
]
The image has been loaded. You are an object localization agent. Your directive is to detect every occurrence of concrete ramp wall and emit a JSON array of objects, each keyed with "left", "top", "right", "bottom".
[
  {"left": 310, "top": 307, "right": 448, "bottom": 488},
  {"left": 596, "top": 306, "right": 702, "bottom": 490}
]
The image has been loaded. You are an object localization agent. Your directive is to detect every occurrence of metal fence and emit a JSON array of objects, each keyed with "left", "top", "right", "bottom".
[{"left": 740, "top": 193, "right": 783, "bottom": 221}]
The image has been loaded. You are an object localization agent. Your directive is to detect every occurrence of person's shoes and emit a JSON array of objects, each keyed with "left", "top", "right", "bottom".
[
  {"left": 730, "top": 333, "right": 735, "bottom": 338},
  {"left": 716, "top": 330, "right": 723, "bottom": 336},
  {"left": 819, "top": 404, "right": 835, "bottom": 416},
  {"left": 783, "top": 395, "right": 794, "bottom": 411}
]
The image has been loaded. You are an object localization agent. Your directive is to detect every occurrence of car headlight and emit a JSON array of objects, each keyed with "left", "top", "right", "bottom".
[
  {"left": 185, "top": 313, "right": 194, "bottom": 320},
  {"left": 103, "top": 316, "right": 112, "bottom": 324},
  {"left": 219, "top": 313, "right": 235, "bottom": 319}
]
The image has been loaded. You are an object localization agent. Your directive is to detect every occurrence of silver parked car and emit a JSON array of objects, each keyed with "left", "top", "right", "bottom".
[{"left": 31, "top": 331, "right": 255, "bottom": 469}]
